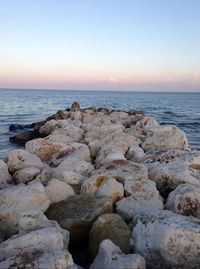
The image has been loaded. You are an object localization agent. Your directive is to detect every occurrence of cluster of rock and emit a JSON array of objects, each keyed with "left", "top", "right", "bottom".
[{"left": 0, "top": 102, "right": 200, "bottom": 269}]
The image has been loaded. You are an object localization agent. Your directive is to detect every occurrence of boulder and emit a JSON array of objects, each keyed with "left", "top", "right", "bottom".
[
  {"left": 13, "top": 167, "right": 41, "bottom": 184},
  {"left": 45, "top": 178, "right": 75, "bottom": 204},
  {"left": 81, "top": 175, "right": 124, "bottom": 203},
  {"left": 142, "top": 125, "right": 189, "bottom": 150},
  {"left": 71, "top": 102, "right": 80, "bottom": 112},
  {"left": 132, "top": 210, "right": 200, "bottom": 269},
  {"left": 126, "top": 144, "right": 145, "bottom": 161},
  {"left": 90, "top": 239, "right": 146, "bottom": 269},
  {"left": 0, "top": 182, "right": 50, "bottom": 235},
  {"left": 0, "top": 160, "right": 12, "bottom": 189},
  {"left": 46, "top": 194, "right": 113, "bottom": 244},
  {"left": 89, "top": 214, "right": 131, "bottom": 258},
  {"left": 117, "top": 180, "right": 163, "bottom": 221},
  {"left": 92, "top": 160, "right": 148, "bottom": 184},
  {"left": 7, "top": 149, "right": 44, "bottom": 174},
  {"left": 165, "top": 184, "right": 200, "bottom": 218}
]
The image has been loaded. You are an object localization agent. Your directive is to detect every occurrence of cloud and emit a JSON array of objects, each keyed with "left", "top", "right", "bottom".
[{"left": 103, "top": 76, "right": 120, "bottom": 83}]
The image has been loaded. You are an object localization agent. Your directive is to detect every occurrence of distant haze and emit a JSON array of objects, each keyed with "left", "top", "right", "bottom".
[{"left": 0, "top": 0, "right": 200, "bottom": 92}]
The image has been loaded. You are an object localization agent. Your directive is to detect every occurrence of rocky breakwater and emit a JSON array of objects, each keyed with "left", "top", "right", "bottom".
[{"left": 0, "top": 102, "right": 199, "bottom": 269}]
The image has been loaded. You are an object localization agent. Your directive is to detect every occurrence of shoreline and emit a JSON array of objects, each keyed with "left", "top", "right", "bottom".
[{"left": 0, "top": 102, "right": 200, "bottom": 269}]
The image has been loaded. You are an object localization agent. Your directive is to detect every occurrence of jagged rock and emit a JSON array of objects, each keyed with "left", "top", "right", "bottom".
[
  {"left": 45, "top": 178, "right": 75, "bottom": 204},
  {"left": 0, "top": 160, "right": 12, "bottom": 189},
  {"left": 90, "top": 239, "right": 146, "bottom": 269},
  {"left": 142, "top": 125, "right": 189, "bottom": 151},
  {"left": 89, "top": 214, "right": 131, "bottom": 258},
  {"left": 0, "top": 182, "right": 50, "bottom": 235},
  {"left": 117, "top": 180, "right": 163, "bottom": 221},
  {"left": 7, "top": 149, "right": 44, "bottom": 174},
  {"left": 13, "top": 167, "right": 41, "bottom": 184},
  {"left": 92, "top": 160, "right": 148, "bottom": 184},
  {"left": 165, "top": 184, "right": 200, "bottom": 218},
  {"left": 46, "top": 194, "right": 113, "bottom": 244},
  {"left": 81, "top": 175, "right": 124, "bottom": 203},
  {"left": 132, "top": 210, "right": 200, "bottom": 269}
]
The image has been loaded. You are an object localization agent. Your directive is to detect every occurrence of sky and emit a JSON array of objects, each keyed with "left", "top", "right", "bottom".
[{"left": 0, "top": 0, "right": 200, "bottom": 91}]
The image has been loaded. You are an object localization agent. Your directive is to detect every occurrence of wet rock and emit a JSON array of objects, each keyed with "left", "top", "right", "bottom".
[
  {"left": 10, "top": 130, "right": 40, "bottom": 145},
  {"left": 165, "top": 184, "right": 200, "bottom": 218},
  {"left": 7, "top": 149, "right": 44, "bottom": 174},
  {"left": 89, "top": 213, "right": 131, "bottom": 258},
  {"left": 90, "top": 239, "right": 146, "bottom": 269},
  {"left": 46, "top": 194, "right": 113, "bottom": 244},
  {"left": 132, "top": 210, "right": 200, "bottom": 269},
  {"left": 45, "top": 178, "right": 75, "bottom": 204},
  {"left": 117, "top": 180, "right": 163, "bottom": 221},
  {"left": 81, "top": 175, "right": 124, "bottom": 203},
  {"left": 0, "top": 160, "right": 12, "bottom": 189},
  {"left": 0, "top": 182, "right": 50, "bottom": 235},
  {"left": 13, "top": 167, "right": 41, "bottom": 184}
]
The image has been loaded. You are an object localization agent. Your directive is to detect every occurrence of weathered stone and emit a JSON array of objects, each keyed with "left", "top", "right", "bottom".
[
  {"left": 81, "top": 175, "right": 124, "bottom": 203},
  {"left": 71, "top": 102, "right": 80, "bottom": 112},
  {"left": 132, "top": 210, "right": 200, "bottom": 269},
  {"left": 165, "top": 184, "right": 200, "bottom": 218},
  {"left": 0, "top": 160, "right": 12, "bottom": 189},
  {"left": 0, "top": 182, "right": 50, "bottom": 235},
  {"left": 89, "top": 214, "right": 131, "bottom": 258},
  {"left": 13, "top": 167, "right": 41, "bottom": 184},
  {"left": 90, "top": 239, "right": 146, "bottom": 269},
  {"left": 126, "top": 144, "right": 146, "bottom": 161},
  {"left": 7, "top": 149, "right": 44, "bottom": 174},
  {"left": 117, "top": 180, "right": 163, "bottom": 221},
  {"left": 45, "top": 178, "right": 75, "bottom": 204},
  {"left": 46, "top": 194, "right": 113, "bottom": 244},
  {"left": 142, "top": 125, "right": 189, "bottom": 151}
]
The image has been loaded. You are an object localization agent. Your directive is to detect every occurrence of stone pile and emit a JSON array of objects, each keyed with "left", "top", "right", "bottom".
[{"left": 0, "top": 102, "right": 199, "bottom": 269}]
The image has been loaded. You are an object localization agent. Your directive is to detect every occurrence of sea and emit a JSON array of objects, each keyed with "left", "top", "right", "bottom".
[{"left": 0, "top": 89, "right": 200, "bottom": 159}]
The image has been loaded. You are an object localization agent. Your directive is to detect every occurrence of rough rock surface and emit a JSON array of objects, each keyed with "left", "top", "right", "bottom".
[
  {"left": 13, "top": 167, "right": 41, "bottom": 184},
  {"left": 165, "top": 184, "right": 200, "bottom": 218},
  {"left": 0, "top": 160, "right": 12, "bottom": 189},
  {"left": 46, "top": 194, "right": 113, "bottom": 244},
  {"left": 89, "top": 213, "right": 131, "bottom": 258},
  {"left": 90, "top": 239, "right": 146, "bottom": 269},
  {"left": 132, "top": 210, "right": 200, "bottom": 269}
]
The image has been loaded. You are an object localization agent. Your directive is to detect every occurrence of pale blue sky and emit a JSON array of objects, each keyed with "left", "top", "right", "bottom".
[{"left": 0, "top": 0, "right": 200, "bottom": 91}]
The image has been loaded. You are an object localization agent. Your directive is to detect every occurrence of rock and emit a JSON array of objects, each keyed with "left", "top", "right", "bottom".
[
  {"left": 90, "top": 239, "right": 146, "bottom": 269},
  {"left": 52, "top": 158, "right": 93, "bottom": 187},
  {"left": 7, "top": 149, "right": 44, "bottom": 174},
  {"left": 117, "top": 180, "right": 163, "bottom": 221},
  {"left": 89, "top": 214, "right": 131, "bottom": 258},
  {"left": 71, "top": 111, "right": 83, "bottom": 121},
  {"left": 126, "top": 144, "right": 146, "bottom": 161},
  {"left": 81, "top": 175, "right": 124, "bottom": 203},
  {"left": 165, "top": 184, "right": 200, "bottom": 218},
  {"left": 9, "top": 130, "right": 40, "bottom": 145},
  {"left": 92, "top": 160, "right": 148, "bottom": 184},
  {"left": 132, "top": 210, "right": 200, "bottom": 269},
  {"left": 46, "top": 194, "right": 113, "bottom": 244},
  {"left": 142, "top": 125, "right": 189, "bottom": 151},
  {"left": 147, "top": 160, "right": 200, "bottom": 197},
  {"left": 0, "top": 182, "right": 50, "bottom": 235},
  {"left": 13, "top": 167, "right": 41, "bottom": 184},
  {"left": 0, "top": 160, "right": 12, "bottom": 189},
  {"left": 25, "top": 138, "right": 66, "bottom": 162},
  {"left": 45, "top": 178, "right": 75, "bottom": 204},
  {"left": 71, "top": 102, "right": 80, "bottom": 112}
]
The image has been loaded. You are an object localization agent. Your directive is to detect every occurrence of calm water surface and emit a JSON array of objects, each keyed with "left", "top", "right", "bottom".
[{"left": 0, "top": 89, "right": 199, "bottom": 159}]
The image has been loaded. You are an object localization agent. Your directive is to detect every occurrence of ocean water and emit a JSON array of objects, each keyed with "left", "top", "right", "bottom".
[{"left": 0, "top": 89, "right": 199, "bottom": 159}]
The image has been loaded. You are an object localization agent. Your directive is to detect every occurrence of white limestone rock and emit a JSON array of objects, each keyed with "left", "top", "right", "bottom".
[
  {"left": 7, "top": 149, "right": 44, "bottom": 174},
  {"left": 13, "top": 167, "right": 41, "bottom": 184},
  {"left": 45, "top": 178, "right": 75, "bottom": 204},
  {"left": 165, "top": 184, "right": 200, "bottom": 218},
  {"left": 81, "top": 175, "right": 124, "bottom": 203},
  {"left": 0, "top": 182, "right": 50, "bottom": 235},
  {"left": 126, "top": 144, "right": 146, "bottom": 161},
  {"left": 132, "top": 210, "right": 200, "bottom": 269},
  {"left": 0, "top": 160, "right": 12, "bottom": 189},
  {"left": 90, "top": 239, "right": 146, "bottom": 269},
  {"left": 117, "top": 180, "right": 163, "bottom": 221}
]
